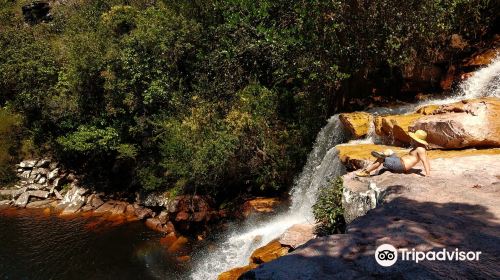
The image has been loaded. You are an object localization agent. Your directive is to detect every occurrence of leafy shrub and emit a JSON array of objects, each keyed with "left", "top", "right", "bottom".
[
  {"left": 313, "top": 176, "right": 346, "bottom": 235},
  {"left": 0, "top": 109, "right": 22, "bottom": 186}
]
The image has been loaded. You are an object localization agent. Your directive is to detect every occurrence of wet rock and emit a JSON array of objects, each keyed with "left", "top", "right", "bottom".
[
  {"left": 145, "top": 217, "right": 163, "bottom": 231},
  {"left": 218, "top": 264, "right": 259, "bottom": 280},
  {"left": 250, "top": 240, "right": 290, "bottom": 264},
  {"left": 241, "top": 198, "right": 283, "bottom": 218},
  {"left": 339, "top": 112, "right": 373, "bottom": 139},
  {"left": 464, "top": 47, "right": 500, "bottom": 68},
  {"left": 134, "top": 206, "right": 153, "bottom": 220},
  {"left": 135, "top": 206, "right": 153, "bottom": 220},
  {"left": 278, "top": 224, "right": 316, "bottom": 249}
]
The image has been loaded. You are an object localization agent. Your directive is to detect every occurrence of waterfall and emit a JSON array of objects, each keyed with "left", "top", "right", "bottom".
[
  {"left": 190, "top": 55, "right": 500, "bottom": 279},
  {"left": 190, "top": 116, "right": 347, "bottom": 279},
  {"left": 459, "top": 55, "right": 500, "bottom": 99}
]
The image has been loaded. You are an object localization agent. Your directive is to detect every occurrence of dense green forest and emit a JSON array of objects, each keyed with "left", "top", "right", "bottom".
[{"left": 0, "top": 0, "right": 497, "bottom": 199}]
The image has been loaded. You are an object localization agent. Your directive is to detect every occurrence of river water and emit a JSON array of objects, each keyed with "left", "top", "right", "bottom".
[{"left": 0, "top": 208, "right": 189, "bottom": 280}]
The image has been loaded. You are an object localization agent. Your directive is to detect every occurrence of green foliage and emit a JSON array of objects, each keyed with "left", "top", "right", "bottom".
[
  {"left": 0, "top": 0, "right": 495, "bottom": 194},
  {"left": 56, "top": 126, "right": 119, "bottom": 155},
  {"left": 313, "top": 177, "right": 346, "bottom": 235},
  {"left": 0, "top": 109, "right": 22, "bottom": 186}
]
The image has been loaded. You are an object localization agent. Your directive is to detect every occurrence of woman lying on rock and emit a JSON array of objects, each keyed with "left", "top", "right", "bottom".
[{"left": 356, "top": 130, "right": 431, "bottom": 177}]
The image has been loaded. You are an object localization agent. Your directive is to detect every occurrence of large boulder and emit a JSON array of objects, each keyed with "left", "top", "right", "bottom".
[
  {"left": 375, "top": 113, "right": 422, "bottom": 145},
  {"left": 244, "top": 154, "right": 500, "bottom": 279},
  {"left": 410, "top": 98, "right": 500, "bottom": 149},
  {"left": 339, "top": 112, "right": 373, "bottom": 139}
]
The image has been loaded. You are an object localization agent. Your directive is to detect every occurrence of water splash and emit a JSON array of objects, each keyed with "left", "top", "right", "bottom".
[
  {"left": 416, "top": 54, "right": 500, "bottom": 108},
  {"left": 191, "top": 116, "right": 347, "bottom": 279}
]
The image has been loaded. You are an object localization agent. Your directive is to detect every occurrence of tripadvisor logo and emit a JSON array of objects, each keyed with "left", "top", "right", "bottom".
[{"left": 374, "top": 244, "right": 482, "bottom": 267}]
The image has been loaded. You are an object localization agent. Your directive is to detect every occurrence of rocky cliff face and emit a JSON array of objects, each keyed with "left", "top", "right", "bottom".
[{"left": 242, "top": 154, "right": 500, "bottom": 279}]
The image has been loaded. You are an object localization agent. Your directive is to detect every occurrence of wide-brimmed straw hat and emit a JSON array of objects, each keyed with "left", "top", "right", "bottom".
[{"left": 408, "top": 129, "right": 428, "bottom": 146}]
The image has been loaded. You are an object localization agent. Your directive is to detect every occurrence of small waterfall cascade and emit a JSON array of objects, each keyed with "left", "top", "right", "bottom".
[
  {"left": 190, "top": 55, "right": 500, "bottom": 280},
  {"left": 191, "top": 116, "right": 347, "bottom": 279}
]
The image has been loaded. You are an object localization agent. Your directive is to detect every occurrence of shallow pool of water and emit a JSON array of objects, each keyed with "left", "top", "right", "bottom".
[{"left": 0, "top": 208, "right": 190, "bottom": 280}]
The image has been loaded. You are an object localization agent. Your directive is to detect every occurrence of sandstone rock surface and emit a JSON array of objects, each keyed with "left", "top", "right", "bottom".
[
  {"left": 339, "top": 112, "right": 372, "bottom": 139},
  {"left": 278, "top": 224, "right": 316, "bottom": 249},
  {"left": 243, "top": 154, "right": 500, "bottom": 279},
  {"left": 241, "top": 197, "right": 282, "bottom": 217},
  {"left": 411, "top": 98, "right": 500, "bottom": 149}
]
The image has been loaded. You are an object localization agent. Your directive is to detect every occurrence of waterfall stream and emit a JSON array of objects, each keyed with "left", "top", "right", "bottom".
[{"left": 190, "top": 55, "right": 500, "bottom": 279}]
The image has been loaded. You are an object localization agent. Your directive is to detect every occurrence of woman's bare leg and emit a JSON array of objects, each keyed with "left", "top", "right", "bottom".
[{"left": 364, "top": 158, "right": 383, "bottom": 173}]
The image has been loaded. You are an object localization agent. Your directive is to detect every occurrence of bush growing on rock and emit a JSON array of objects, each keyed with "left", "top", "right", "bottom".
[{"left": 313, "top": 177, "right": 346, "bottom": 235}]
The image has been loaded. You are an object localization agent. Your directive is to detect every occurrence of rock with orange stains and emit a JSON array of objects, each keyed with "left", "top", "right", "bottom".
[
  {"left": 134, "top": 206, "right": 153, "bottom": 220},
  {"left": 241, "top": 197, "right": 283, "bottom": 218},
  {"left": 249, "top": 240, "right": 290, "bottom": 264},
  {"left": 167, "top": 236, "right": 188, "bottom": 253},
  {"left": 339, "top": 112, "right": 373, "bottom": 139},
  {"left": 160, "top": 232, "right": 178, "bottom": 247},
  {"left": 218, "top": 264, "right": 259, "bottom": 280}
]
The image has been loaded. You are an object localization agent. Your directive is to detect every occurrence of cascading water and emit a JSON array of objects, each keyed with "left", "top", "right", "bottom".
[
  {"left": 191, "top": 115, "right": 348, "bottom": 279},
  {"left": 190, "top": 55, "right": 500, "bottom": 279}
]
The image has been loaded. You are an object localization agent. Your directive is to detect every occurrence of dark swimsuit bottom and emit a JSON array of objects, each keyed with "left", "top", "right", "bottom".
[{"left": 383, "top": 154, "right": 406, "bottom": 172}]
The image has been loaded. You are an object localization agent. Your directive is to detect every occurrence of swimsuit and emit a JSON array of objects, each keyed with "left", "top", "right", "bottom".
[{"left": 383, "top": 154, "right": 406, "bottom": 172}]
